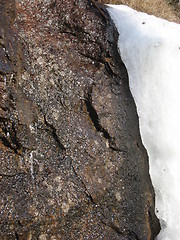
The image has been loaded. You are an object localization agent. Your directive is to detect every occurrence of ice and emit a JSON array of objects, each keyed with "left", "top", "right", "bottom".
[{"left": 107, "top": 5, "right": 180, "bottom": 240}]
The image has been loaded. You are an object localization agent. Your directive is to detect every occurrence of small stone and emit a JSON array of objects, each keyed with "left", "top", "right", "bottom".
[
  {"left": 115, "top": 192, "right": 122, "bottom": 202},
  {"left": 39, "top": 234, "right": 47, "bottom": 240}
]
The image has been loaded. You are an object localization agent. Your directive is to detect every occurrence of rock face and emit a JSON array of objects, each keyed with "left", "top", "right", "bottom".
[{"left": 0, "top": 0, "right": 160, "bottom": 239}]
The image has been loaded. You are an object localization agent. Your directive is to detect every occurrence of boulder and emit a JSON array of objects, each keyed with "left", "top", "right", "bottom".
[{"left": 0, "top": 0, "right": 160, "bottom": 239}]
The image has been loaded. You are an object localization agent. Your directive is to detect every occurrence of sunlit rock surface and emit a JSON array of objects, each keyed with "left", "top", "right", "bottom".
[{"left": 0, "top": 0, "right": 160, "bottom": 239}]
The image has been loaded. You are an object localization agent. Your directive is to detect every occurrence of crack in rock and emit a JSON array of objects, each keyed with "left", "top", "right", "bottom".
[
  {"left": 84, "top": 86, "right": 126, "bottom": 153},
  {"left": 0, "top": 118, "right": 22, "bottom": 154},
  {"left": 71, "top": 162, "right": 97, "bottom": 206},
  {"left": 43, "top": 115, "right": 66, "bottom": 151}
]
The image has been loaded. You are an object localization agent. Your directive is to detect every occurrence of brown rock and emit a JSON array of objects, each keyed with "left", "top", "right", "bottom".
[{"left": 0, "top": 0, "right": 160, "bottom": 239}]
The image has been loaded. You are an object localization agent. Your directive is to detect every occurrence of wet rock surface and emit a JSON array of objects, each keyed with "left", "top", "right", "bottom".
[{"left": 0, "top": 0, "right": 160, "bottom": 239}]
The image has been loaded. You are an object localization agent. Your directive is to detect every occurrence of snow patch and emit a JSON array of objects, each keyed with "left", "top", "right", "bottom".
[{"left": 107, "top": 5, "right": 180, "bottom": 240}]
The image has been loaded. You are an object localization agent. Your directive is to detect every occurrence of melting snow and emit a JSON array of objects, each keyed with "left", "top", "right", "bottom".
[{"left": 107, "top": 4, "right": 180, "bottom": 240}]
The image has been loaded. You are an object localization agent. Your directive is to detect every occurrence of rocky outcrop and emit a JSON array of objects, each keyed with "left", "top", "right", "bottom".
[{"left": 0, "top": 0, "right": 160, "bottom": 239}]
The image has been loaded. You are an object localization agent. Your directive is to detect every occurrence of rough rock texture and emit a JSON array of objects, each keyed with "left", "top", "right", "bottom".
[{"left": 0, "top": 0, "right": 160, "bottom": 239}]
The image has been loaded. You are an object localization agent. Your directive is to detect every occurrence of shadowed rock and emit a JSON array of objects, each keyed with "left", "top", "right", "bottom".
[{"left": 0, "top": 0, "right": 160, "bottom": 239}]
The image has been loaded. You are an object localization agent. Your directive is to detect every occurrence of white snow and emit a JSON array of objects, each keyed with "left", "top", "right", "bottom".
[{"left": 107, "top": 5, "right": 180, "bottom": 240}]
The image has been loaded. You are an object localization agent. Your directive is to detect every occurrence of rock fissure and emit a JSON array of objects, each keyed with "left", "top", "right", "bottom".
[
  {"left": 0, "top": 119, "right": 22, "bottom": 154},
  {"left": 89, "top": 0, "right": 109, "bottom": 21},
  {"left": 71, "top": 162, "right": 97, "bottom": 206},
  {"left": 78, "top": 51, "right": 104, "bottom": 64},
  {"left": 99, "top": 218, "right": 139, "bottom": 239},
  {"left": 0, "top": 173, "right": 19, "bottom": 177},
  {"left": 84, "top": 88, "right": 126, "bottom": 153},
  {"left": 84, "top": 86, "right": 111, "bottom": 139},
  {"left": 15, "top": 232, "right": 19, "bottom": 240},
  {"left": 43, "top": 115, "right": 66, "bottom": 151}
]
